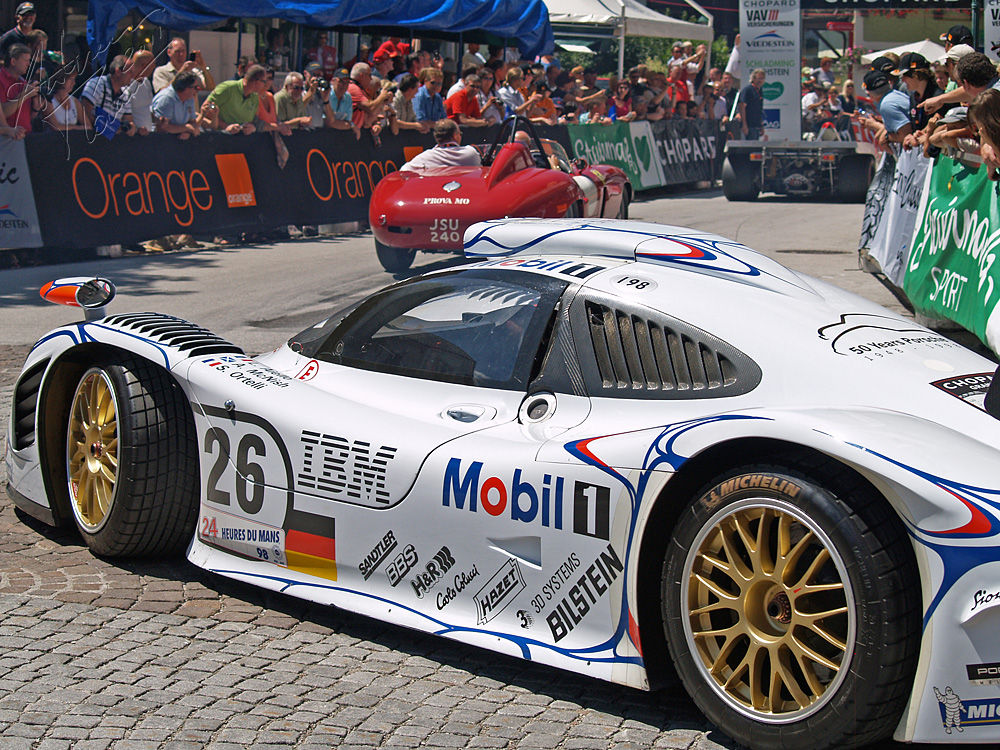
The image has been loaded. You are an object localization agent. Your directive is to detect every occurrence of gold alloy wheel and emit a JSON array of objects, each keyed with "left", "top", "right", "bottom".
[
  {"left": 67, "top": 369, "right": 120, "bottom": 531},
  {"left": 683, "top": 499, "right": 855, "bottom": 721}
]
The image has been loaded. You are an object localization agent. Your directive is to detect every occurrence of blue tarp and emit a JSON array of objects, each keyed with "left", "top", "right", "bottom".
[{"left": 88, "top": 0, "right": 555, "bottom": 62}]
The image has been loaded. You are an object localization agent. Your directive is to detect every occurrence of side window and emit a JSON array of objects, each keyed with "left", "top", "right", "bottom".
[{"left": 317, "top": 271, "right": 568, "bottom": 390}]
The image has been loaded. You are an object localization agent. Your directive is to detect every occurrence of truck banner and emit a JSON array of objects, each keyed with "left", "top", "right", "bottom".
[
  {"left": 987, "top": 0, "right": 1000, "bottom": 62},
  {"left": 905, "top": 157, "right": 1000, "bottom": 352},
  {"left": 866, "top": 148, "right": 931, "bottom": 286},
  {"left": 0, "top": 139, "right": 44, "bottom": 250},
  {"left": 740, "top": 0, "right": 801, "bottom": 141}
]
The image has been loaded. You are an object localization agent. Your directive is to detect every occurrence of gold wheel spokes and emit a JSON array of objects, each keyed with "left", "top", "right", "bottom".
[
  {"left": 67, "top": 369, "right": 119, "bottom": 531},
  {"left": 686, "top": 501, "right": 853, "bottom": 719}
]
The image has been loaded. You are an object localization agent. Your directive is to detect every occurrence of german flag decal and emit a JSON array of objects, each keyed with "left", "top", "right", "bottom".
[{"left": 285, "top": 511, "right": 337, "bottom": 582}]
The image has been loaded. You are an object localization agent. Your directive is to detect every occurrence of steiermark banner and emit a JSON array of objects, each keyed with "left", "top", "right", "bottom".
[
  {"left": 567, "top": 121, "right": 665, "bottom": 189},
  {"left": 740, "top": 0, "right": 801, "bottom": 141},
  {"left": 906, "top": 157, "right": 1000, "bottom": 353}
]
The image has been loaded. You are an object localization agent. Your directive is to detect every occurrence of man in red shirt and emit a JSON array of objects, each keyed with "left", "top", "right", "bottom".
[
  {"left": 347, "top": 62, "right": 392, "bottom": 129},
  {"left": 445, "top": 73, "right": 489, "bottom": 126},
  {"left": 1, "top": 43, "right": 39, "bottom": 134}
]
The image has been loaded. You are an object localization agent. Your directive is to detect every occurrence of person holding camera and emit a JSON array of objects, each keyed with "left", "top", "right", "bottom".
[
  {"left": 301, "top": 63, "right": 337, "bottom": 128},
  {"left": 80, "top": 54, "right": 138, "bottom": 138},
  {"left": 1, "top": 43, "right": 40, "bottom": 137},
  {"left": 348, "top": 62, "right": 393, "bottom": 130},
  {"left": 152, "top": 37, "right": 215, "bottom": 94},
  {"left": 392, "top": 73, "right": 430, "bottom": 132}
]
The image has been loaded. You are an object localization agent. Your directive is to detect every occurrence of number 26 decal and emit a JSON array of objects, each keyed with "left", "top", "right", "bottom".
[{"left": 204, "top": 428, "right": 267, "bottom": 514}]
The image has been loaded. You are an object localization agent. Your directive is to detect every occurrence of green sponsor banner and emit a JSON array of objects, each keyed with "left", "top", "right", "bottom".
[
  {"left": 566, "top": 121, "right": 665, "bottom": 190},
  {"left": 906, "top": 157, "right": 1000, "bottom": 352}
]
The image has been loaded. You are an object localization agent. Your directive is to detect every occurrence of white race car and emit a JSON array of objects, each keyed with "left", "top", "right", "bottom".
[{"left": 7, "top": 220, "right": 1000, "bottom": 750}]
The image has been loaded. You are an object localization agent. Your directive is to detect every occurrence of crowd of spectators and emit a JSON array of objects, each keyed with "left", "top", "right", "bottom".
[
  {"left": 1, "top": 16, "right": 744, "bottom": 144},
  {"left": 851, "top": 22, "right": 1000, "bottom": 179}
]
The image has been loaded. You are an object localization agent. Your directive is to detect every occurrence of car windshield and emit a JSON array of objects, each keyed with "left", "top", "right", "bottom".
[{"left": 293, "top": 270, "right": 568, "bottom": 390}]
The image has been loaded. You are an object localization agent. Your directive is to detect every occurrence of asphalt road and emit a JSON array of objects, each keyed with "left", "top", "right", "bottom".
[{"left": 0, "top": 190, "right": 941, "bottom": 750}]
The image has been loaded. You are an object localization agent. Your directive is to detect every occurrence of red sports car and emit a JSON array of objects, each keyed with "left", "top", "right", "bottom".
[{"left": 369, "top": 117, "right": 631, "bottom": 272}]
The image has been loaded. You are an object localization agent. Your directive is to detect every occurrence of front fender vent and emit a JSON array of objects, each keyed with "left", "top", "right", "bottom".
[
  {"left": 13, "top": 359, "right": 48, "bottom": 450},
  {"left": 102, "top": 313, "right": 244, "bottom": 358},
  {"left": 583, "top": 301, "right": 760, "bottom": 399}
]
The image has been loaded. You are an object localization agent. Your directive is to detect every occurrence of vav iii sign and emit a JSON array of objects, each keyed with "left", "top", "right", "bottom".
[{"left": 740, "top": 0, "right": 801, "bottom": 141}]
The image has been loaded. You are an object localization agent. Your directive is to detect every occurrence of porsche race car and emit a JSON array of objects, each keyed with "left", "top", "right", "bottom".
[
  {"left": 7, "top": 219, "right": 1000, "bottom": 750},
  {"left": 368, "top": 117, "right": 631, "bottom": 272}
]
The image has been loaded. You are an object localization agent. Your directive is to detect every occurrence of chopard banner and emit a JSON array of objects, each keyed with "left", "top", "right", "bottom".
[
  {"left": 0, "top": 139, "right": 44, "bottom": 249},
  {"left": 567, "top": 119, "right": 722, "bottom": 189},
  {"left": 866, "top": 148, "right": 931, "bottom": 286},
  {"left": 649, "top": 119, "right": 725, "bottom": 184},
  {"left": 906, "top": 156, "right": 1000, "bottom": 353}
]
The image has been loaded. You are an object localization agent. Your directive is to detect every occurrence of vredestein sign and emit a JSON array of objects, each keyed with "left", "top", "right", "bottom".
[{"left": 740, "top": 0, "right": 801, "bottom": 141}]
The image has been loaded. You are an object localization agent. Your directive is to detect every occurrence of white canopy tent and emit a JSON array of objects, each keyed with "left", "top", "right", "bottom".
[
  {"left": 861, "top": 39, "right": 947, "bottom": 65},
  {"left": 545, "top": 0, "right": 714, "bottom": 77}
]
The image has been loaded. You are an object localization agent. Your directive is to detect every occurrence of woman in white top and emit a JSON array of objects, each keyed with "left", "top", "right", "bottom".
[
  {"left": 46, "top": 71, "right": 89, "bottom": 131},
  {"left": 476, "top": 68, "right": 503, "bottom": 125}
]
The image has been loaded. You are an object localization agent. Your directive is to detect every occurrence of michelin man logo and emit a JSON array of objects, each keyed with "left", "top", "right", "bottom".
[{"left": 934, "top": 686, "right": 965, "bottom": 734}]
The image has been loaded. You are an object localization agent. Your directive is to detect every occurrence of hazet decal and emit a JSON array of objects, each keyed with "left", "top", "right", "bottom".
[{"left": 475, "top": 559, "right": 524, "bottom": 625}]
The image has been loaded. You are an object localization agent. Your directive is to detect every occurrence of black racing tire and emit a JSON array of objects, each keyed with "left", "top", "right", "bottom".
[
  {"left": 721, "top": 155, "right": 760, "bottom": 202},
  {"left": 63, "top": 354, "right": 199, "bottom": 557},
  {"left": 375, "top": 239, "right": 416, "bottom": 273},
  {"left": 836, "top": 155, "right": 875, "bottom": 204},
  {"left": 662, "top": 459, "right": 920, "bottom": 750}
]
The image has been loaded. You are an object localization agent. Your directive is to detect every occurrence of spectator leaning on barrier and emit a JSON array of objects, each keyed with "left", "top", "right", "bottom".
[
  {"left": 348, "top": 62, "right": 392, "bottom": 130},
  {"left": 0, "top": 2, "right": 36, "bottom": 58},
  {"left": 204, "top": 64, "right": 266, "bottom": 134},
  {"left": 738, "top": 68, "right": 766, "bottom": 140},
  {"left": 302, "top": 63, "right": 337, "bottom": 129},
  {"left": 400, "top": 118, "right": 481, "bottom": 171},
  {"left": 44, "top": 65, "right": 88, "bottom": 132},
  {"left": 936, "top": 44, "right": 975, "bottom": 92},
  {"left": 152, "top": 37, "right": 214, "bottom": 94},
  {"left": 328, "top": 68, "right": 359, "bottom": 135},
  {"left": 274, "top": 72, "right": 312, "bottom": 129},
  {"left": 969, "top": 88, "right": 1000, "bottom": 179},
  {"left": 81, "top": 54, "right": 137, "bottom": 137},
  {"left": 413, "top": 66, "right": 446, "bottom": 123},
  {"left": 921, "top": 52, "right": 1000, "bottom": 116},
  {"left": 125, "top": 49, "right": 155, "bottom": 135},
  {"left": 392, "top": 73, "right": 429, "bottom": 132},
  {"left": 861, "top": 69, "right": 911, "bottom": 146},
  {"left": 1, "top": 43, "right": 40, "bottom": 136},
  {"left": 150, "top": 70, "right": 201, "bottom": 138},
  {"left": 255, "top": 66, "right": 278, "bottom": 129},
  {"left": 445, "top": 73, "right": 488, "bottom": 126}
]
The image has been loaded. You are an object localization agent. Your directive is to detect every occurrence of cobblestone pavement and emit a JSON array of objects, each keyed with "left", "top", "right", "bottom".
[{"left": 0, "top": 344, "right": 733, "bottom": 750}]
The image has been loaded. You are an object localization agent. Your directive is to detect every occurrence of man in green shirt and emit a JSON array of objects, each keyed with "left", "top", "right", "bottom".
[
  {"left": 274, "top": 72, "right": 312, "bottom": 128},
  {"left": 205, "top": 64, "right": 268, "bottom": 134}
]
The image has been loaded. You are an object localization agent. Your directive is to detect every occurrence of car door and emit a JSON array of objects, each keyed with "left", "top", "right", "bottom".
[{"left": 185, "top": 268, "right": 578, "bottom": 589}]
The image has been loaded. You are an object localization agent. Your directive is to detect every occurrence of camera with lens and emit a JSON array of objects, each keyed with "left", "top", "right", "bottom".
[
  {"left": 316, "top": 78, "right": 330, "bottom": 90},
  {"left": 385, "top": 82, "right": 398, "bottom": 93}
]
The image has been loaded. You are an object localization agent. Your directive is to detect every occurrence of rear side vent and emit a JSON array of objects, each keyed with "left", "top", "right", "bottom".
[
  {"left": 102, "top": 313, "right": 244, "bottom": 358},
  {"left": 584, "top": 301, "right": 760, "bottom": 399},
  {"left": 13, "top": 359, "right": 48, "bottom": 450}
]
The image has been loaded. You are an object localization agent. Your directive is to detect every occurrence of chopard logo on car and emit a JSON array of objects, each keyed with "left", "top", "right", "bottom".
[
  {"left": 442, "top": 459, "right": 611, "bottom": 539},
  {"left": 475, "top": 559, "right": 525, "bottom": 625},
  {"left": 359, "top": 530, "right": 398, "bottom": 580},
  {"left": 297, "top": 430, "right": 397, "bottom": 504}
]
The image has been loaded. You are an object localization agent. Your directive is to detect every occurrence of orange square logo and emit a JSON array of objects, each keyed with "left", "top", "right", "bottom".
[{"left": 214, "top": 153, "right": 257, "bottom": 208}]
